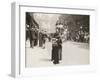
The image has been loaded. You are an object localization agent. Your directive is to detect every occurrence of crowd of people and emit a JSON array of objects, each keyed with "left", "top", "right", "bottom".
[
  {"left": 66, "top": 30, "right": 89, "bottom": 43},
  {"left": 26, "top": 24, "right": 47, "bottom": 49}
]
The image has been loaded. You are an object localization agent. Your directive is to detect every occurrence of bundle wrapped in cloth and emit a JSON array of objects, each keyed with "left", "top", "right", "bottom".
[{"left": 52, "top": 38, "right": 58, "bottom": 46}]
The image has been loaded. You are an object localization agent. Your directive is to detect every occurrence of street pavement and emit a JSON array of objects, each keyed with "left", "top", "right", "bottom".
[{"left": 25, "top": 40, "right": 89, "bottom": 67}]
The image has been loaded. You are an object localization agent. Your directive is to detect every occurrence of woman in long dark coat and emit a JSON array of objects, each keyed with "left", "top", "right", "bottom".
[
  {"left": 51, "top": 38, "right": 59, "bottom": 64},
  {"left": 57, "top": 36, "right": 62, "bottom": 60}
]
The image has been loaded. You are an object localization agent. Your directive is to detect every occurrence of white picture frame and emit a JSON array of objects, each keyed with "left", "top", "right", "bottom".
[{"left": 11, "top": 2, "right": 96, "bottom": 78}]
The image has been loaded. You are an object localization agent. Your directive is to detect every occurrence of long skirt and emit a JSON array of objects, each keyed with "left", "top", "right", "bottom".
[
  {"left": 58, "top": 46, "right": 62, "bottom": 60},
  {"left": 52, "top": 46, "right": 59, "bottom": 64}
]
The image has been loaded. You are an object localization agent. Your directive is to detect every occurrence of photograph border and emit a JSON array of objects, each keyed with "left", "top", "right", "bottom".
[{"left": 11, "top": 2, "right": 96, "bottom": 78}]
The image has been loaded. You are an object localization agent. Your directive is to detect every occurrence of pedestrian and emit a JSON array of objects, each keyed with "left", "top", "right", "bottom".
[
  {"left": 51, "top": 32, "right": 59, "bottom": 61},
  {"left": 57, "top": 36, "right": 62, "bottom": 60},
  {"left": 51, "top": 38, "right": 55, "bottom": 61},
  {"left": 26, "top": 24, "right": 30, "bottom": 41},
  {"left": 34, "top": 29, "right": 38, "bottom": 46},
  {"left": 42, "top": 32, "right": 47, "bottom": 49},
  {"left": 51, "top": 38, "right": 59, "bottom": 64},
  {"left": 39, "top": 31, "right": 42, "bottom": 47},
  {"left": 29, "top": 25, "right": 37, "bottom": 48}
]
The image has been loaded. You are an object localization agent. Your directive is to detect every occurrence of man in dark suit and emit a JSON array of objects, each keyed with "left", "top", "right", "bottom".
[
  {"left": 29, "top": 24, "right": 37, "bottom": 48},
  {"left": 39, "top": 32, "right": 43, "bottom": 47}
]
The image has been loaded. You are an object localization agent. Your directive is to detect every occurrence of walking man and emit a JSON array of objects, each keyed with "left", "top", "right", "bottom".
[{"left": 29, "top": 25, "right": 37, "bottom": 48}]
